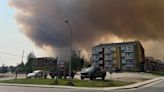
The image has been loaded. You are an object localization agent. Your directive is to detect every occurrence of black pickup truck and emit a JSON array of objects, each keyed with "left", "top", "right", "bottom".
[{"left": 80, "top": 65, "right": 106, "bottom": 80}]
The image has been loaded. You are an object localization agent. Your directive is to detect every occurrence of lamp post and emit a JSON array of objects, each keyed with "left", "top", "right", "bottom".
[
  {"left": 15, "top": 66, "right": 18, "bottom": 79},
  {"left": 65, "top": 20, "right": 72, "bottom": 79}
]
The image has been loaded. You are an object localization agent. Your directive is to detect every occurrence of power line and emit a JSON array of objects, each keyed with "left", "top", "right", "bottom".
[
  {"left": 0, "top": 51, "right": 22, "bottom": 57},
  {"left": 0, "top": 43, "right": 33, "bottom": 52},
  {"left": 0, "top": 39, "right": 35, "bottom": 51},
  {"left": 0, "top": 38, "right": 34, "bottom": 47}
]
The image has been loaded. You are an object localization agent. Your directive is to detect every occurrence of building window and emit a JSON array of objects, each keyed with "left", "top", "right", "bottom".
[{"left": 121, "top": 46, "right": 125, "bottom": 50}]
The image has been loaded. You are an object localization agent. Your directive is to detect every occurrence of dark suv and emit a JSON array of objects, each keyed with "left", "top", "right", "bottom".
[{"left": 80, "top": 65, "right": 106, "bottom": 80}]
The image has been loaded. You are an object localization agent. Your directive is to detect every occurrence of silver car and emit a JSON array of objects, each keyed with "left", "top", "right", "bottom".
[{"left": 27, "top": 70, "right": 47, "bottom": 78}]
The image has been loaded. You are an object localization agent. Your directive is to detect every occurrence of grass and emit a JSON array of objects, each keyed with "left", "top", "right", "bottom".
[
  {"left": 138, "top": 78, "right": 151, "bottom": 81},
  {"left": 150, "top": 72, "right": 164, "bottom": 76},
  {"left": 0, "top": 79, "right": 134, "bottom": 87},
  {"left": 0, "top": 75, "right": 9, "bottom": 78}
]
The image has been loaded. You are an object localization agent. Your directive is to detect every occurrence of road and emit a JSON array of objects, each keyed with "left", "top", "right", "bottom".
[
  {"left": 0, "top": 79, "right": 163, "bottom": 92},
  {"left": 130, "top": 79, "right": 164, "bottom": 92}
]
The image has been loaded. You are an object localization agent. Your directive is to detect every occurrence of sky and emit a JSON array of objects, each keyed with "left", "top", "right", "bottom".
[
  {"left": 0, "top": 0, "right": 164, "bottom": 66},
  {"left": 0, "top": 0, "right": 52, "bottom": 66}
]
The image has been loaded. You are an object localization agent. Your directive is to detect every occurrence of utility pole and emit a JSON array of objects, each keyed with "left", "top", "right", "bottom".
[
  {"left": 78, "top": 50, "right": 81, "bottom": 58},
  {"left": 21, "top": 50, "right": 25, "bottom": 64},
  {"left": 65, "top": 20, "right": 73, "bottom": 80},
  {"left": 16, "top": 50, "right": 24, "bottom": 79}
]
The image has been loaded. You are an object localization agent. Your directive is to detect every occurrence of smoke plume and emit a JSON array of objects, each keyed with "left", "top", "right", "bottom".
[{"left": 9, "top": 0, "right": 164, "bottom": 60}]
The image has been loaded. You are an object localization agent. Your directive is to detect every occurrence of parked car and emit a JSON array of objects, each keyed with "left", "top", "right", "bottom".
[
  {"left": 80, "top": 65, "right": 106, "bottom": 80},
  {"left": 27, "top": 70, "right": 47, "bottom": 79}
]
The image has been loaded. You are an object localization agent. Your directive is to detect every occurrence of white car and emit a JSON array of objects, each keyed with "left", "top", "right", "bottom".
[{"left": 27, "top": 70, "right": 46, "bottom": 78}]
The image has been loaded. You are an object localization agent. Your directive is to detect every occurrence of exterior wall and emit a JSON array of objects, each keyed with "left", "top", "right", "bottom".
[
  {"left": 145, "top": 57, "right": 164, "bottom": 72},
  {"left": 35, "top": 57, "right": 58, "bottom": 71},
  {"left": 159, "top": 62, "right": 164, "bottom": 72},
  {"left": 134, "top": 42, "right": 145, "bottom": 71},
  {"left": 116, "top": 47, "right": 121, "bottom": 70},
  {"left": 104, "top": 46, "right": 117, "bottom": 71},
  {"left": 120, "top": 45, "right": 136, "bottom": 71},
  {"left": 92, "top": 47, "right": 101, "bottom": 67},
  {"left": 134, "top": 43, "right": 140, "bottom": 71},
  {"left": 92, "top": 41, "right": 145, "bottom": 71}
]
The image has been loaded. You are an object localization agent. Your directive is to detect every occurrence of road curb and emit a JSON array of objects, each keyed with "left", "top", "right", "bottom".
[
  {"left": 115, "top": 77, "right": 162, "bottom": 90},
  {"left": 0, "top": 77, "right": 162, "bottom": 90}
]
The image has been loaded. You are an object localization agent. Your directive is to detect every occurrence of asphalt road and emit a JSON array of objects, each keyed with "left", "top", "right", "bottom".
[
  {"left": 0, "top": 79, "right": 163, "bottom": 92},
  {"left": 129, "top": 79, "right": 164, "bottom": 92}
]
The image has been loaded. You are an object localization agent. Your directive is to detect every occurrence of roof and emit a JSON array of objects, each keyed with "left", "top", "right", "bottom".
[
  {"left": 93, "top": 41, "right": 141, "bottom": 48},
  {"left": 36, "top": 57, "right": 57, "bottom": 60}
]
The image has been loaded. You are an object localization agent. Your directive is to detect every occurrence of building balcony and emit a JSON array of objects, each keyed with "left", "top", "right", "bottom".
[
  {"left": 121, "top": 53, "right": 125, "bottom": 57},
  {"left": 104, "top": 57, "right": 112, "bottom": 60},
  {"left": 124, "top": 50, "right": 134, "bottom": 53},
  {"left": 125, "top": 57, "right": 134, "bottom": 60},
  {"left": 104, "top": 64, "right": 112, "bottom": 67},
  {"left": 124, "top": 64, "right": 134, "bottom": 67},
  {"left": 99, "top": 60, "right": 104, "bottom": 64},
  {"left": 104, "top": 51, "right": 113, "bottom": 54},
  {"left": 92, "top": 51, "right": 99, "bottom": 55},
  {"left": 92, "top": 58, "right": 99, "bottom": 61}
]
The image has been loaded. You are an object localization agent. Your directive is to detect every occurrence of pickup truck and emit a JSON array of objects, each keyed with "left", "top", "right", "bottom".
[{"left": 80, "top": 65, "right": 106, "bottom": 80}]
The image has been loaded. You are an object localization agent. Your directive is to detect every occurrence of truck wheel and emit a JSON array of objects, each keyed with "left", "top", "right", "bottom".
[
  {"left": 90, "top": 74, "right": 95, "bottom": 80},
  {"left": 90, "top": 77, "right": 93, "bottom": 80},
  {"left": 90, "top": 75, "right": 94, "bottom": 80},
  {"left": 102, "top": 76, "right": 105, "bottom": 80},
  {"left": 81, "top": 76, "right": 84, "bottom": 80}
]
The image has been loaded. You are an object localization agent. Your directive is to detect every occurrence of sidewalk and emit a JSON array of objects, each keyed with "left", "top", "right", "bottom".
[{"left": 0, "top": 77, "right": 162, "bottom": 90}]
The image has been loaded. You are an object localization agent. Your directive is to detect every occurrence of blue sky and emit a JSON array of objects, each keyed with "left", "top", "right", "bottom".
[{"left": 0, "top": 0, "right": 47, "bottom": 66}]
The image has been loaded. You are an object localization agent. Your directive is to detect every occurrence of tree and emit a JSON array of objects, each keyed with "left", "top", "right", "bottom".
[
  {"left": 0, "top": 64, "right": 8, "bottom": 73},
  {"left": 82, "top": 60, "right": 91, "bottom": 68},
  {"left": 8, "top": 66, "right": 15, "bottom": 73},
  {"left": 26, "top": 52, "right": 36, "bottom": 73},
  {"left": 70, "top": 51, "right": 88, "bottom": 71},
  {"left": 16, "top": 62, "right": 26, "bottom": 73}
]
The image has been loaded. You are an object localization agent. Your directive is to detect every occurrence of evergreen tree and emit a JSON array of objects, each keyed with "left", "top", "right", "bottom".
[
  {"left": 26, "top": 52, "right": 36, "bottom": 73},
  {"left": 70, "top": 51, "right": 89, "bottom": 71}
]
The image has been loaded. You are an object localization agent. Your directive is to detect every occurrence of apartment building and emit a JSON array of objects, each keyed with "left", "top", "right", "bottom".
[{"left": 92, "top": 41, "right": 145, "bottom": 71}]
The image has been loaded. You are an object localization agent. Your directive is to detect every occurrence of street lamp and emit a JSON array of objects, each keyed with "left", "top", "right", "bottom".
[{"left": 65, "top": 20, "right": 73, "bottom": 79}]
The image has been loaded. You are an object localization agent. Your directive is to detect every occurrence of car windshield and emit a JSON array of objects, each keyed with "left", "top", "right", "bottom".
[
  {"left": 82, "top": 66, "right": 95, "bottom": 72},
  {"left": 33, "top": 70, "right": 42, "bottom": 73}
]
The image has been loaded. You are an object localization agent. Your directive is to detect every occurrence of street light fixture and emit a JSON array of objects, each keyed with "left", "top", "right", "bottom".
[{"left": 65, "top": 20, "right": 73, "bottom": 79}]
